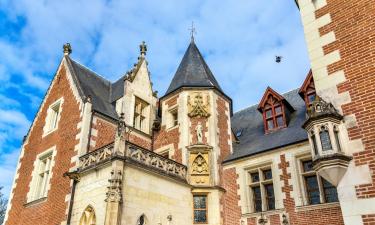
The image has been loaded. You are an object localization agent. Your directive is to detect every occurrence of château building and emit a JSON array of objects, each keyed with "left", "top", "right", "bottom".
[{"left": 4, "top": 0, "right": 375, "bottom": 224}]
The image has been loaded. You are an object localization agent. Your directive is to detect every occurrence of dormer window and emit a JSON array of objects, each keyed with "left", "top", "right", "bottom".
[
  {"left": 264, "top": 97, "right": 285, "bottom": 131},
  {"left": 299, "top": 70, "right": 316, "bottom": 107},
  {"left": 258, "top": 87, "right": 294, "bottom": 133}
]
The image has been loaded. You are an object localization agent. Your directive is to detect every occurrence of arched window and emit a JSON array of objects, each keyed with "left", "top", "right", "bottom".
[
  {"left": 319, "top": 126, "right": 332, "bottom": 151},
  {"left": 262, "top": 96, "right": 286, "bottom": 132},
  {"left": 137, "top": 214, "right": 147, "bottom": 225},
  {"left": 79, "top": 206, "right": 96, "bottom": 225}
]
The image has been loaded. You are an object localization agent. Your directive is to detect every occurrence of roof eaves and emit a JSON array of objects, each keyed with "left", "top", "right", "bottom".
[{"left": 223, "top": 138, "right": 308, "bottom": 164}]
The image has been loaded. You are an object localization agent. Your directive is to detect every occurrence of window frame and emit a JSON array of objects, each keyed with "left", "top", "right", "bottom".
[
  {"left": 299, "top": 158, "right": 339, "bottom": 206},
  {"left": 193, "top": 194, "right": 208, "bottom": 224},
  {"left": 248, "top": 167, "right": 276, "bottom": 212},
  {"left": 319, "top": 125, "right": 333, "bottom": 151},
  {"left": 168, "top": 106, "right": 179, "bottom": 129},
  {"left": 262, "top": 96, "right": 287, "bottom": 133},
  {"left": 133, "top": 96, "right": 149, "bottom": 133},
  {"left": 27, "top": 147, "right": 56, "bottom": 203},
  {"left": 43, "top": 98, "right": 63, "bottom": 136}
]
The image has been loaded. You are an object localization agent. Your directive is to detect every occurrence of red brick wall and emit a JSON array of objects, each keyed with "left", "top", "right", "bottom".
[
  {"left": 128, "top": 132, "right": 152, "bottom": 150},
  {"left": 222, "top": 168, "right": 242, "bottom": 225},
  {"left": 154, "top": 94, "right": 182, "bottom": 163},
  {"left": 90, "top": 116, "right": 116, "bottom": 151},
  {"left": 217, "top": 96, "right": 239, "bottom": 225},
  {"left": 315, "top": 0, "right": 375, "bottom": 203},
  {"left": 362, "top": 214, "right": 375, "bottom": 225},
  {"left": 6, "top": 66, "right": 80, "bottom": 225}
]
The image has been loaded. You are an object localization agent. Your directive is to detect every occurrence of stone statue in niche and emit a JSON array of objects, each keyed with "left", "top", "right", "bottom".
[
  {"left": 196, "top": 122, "right": 203, "bottom": 144},
  {"left": 192, "top": 155, "right": 208, "bottom": 174}
]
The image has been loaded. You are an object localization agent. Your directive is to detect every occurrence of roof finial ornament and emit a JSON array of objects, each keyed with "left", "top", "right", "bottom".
[
  {"left": 189, "top": 21, "right": 196, "bottom": 42},
  {"left": 63, "top": 43, "right": 72, "bottom": 55},
  {"left": 140, "top": 41, "right": 147, "bottom": 58}
]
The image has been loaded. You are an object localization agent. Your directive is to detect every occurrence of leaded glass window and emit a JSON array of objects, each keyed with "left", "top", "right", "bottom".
[
  {"left": 322, "top": 178, "right": 339, "bottom": 203},
  {"left": 193, "top": 195, "right": 207, "bottom": 223},
  {"left": 319, "top": 127, "right": 332, "bottom": 151},
  {"left": 249, "top": 167, "right": 275, "bottom": 212},
  {"left": 300, "top": 159, "right": 339, "bottom": 205}
]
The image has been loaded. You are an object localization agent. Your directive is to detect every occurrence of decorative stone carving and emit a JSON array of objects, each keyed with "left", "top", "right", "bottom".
[
  {"left": 79, "top": 143, "right": 114, "bottom": 170},
  {"left": 106, "top": 170, "right": 122, "bottom": 203},
  {"left": 195, "top": 122, "right": 203, "bottom": 143},
  {"left": 306, "top": 95, "right": 342, "bottom": 120},
  {"left": 117, "top": 113, "right": 126, "bottom": 139},
  {"left": 188, "top": 145, "right": 212, "bottom": 185},
  {"left": 282, "top": 214, "right": 289, "bottom": 225},
  {"left": 192, "top": 154, "right": 209, "bottom": 174},
  {"left": 63, "top": 43, "right": 72, "bottom": 55},
  {"left": 126, "top": 144, "right": 187, "bottom": 180},
  {"left": 258, "top": 213, "right": 268, "bottom": 225},
  {"left": 188, "top": 93, "right": 210, "bottom": 118},
  {"left": 78, "top": 142, "right": 187, "bottom": 181}
]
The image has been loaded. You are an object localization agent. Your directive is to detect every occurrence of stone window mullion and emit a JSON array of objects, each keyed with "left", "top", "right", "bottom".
[{"left": 317, "top": 174, "right": 325, "bottom": 204}]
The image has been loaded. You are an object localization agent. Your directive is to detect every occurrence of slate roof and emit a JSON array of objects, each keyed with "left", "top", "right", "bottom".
[
  {"left": 225, "top": 89, "right": 308, "bottom": 162},
  {"left": 65, "top": 56, "right": 122, "bottom": 119},
  {"left": 164, "top": 40, "right": 223, "bottom": 96}
]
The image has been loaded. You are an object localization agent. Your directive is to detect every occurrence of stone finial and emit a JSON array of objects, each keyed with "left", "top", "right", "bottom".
[
  {"left": 140, "top": 41, "right": 147, "bottom": 57},
  {"left": 63, "top": 43, "right": 72, "bottom": 55}
]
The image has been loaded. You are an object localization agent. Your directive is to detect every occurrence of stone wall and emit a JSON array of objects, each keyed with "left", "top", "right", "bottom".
[
  {"left": 70, "top": 164, "right": 111, "bottom": 224},
  {"left": 122, "top": 165, "right": 192, "bottom": 225}
]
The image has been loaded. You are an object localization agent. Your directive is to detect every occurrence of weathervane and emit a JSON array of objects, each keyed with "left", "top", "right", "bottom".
[{"left": 189, "top": 21, "right": 197, "bottom": 41}]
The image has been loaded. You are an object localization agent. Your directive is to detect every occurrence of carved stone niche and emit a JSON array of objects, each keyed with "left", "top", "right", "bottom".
[{"left": 187, "top": 144, "right": 213, "bottom": 186}]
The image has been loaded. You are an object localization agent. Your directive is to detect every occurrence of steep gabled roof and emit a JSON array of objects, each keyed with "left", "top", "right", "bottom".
[
  {"left": 258, "top": 86, "right": 295, "bottom": 112},
  {"left": 164, "top": 40, "right": 223, "bottom": 96},
  {"left": 226, "top": 89, "right": 308, "bottom": 163},
  {"left": 65, "top": 56, "right": 120, "bottom": 119}
]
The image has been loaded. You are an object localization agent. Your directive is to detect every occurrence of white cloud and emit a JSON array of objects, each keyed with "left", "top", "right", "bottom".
[
  {"left": 0, "top": 0, "right": 309, "bottom": 197},
  {"left": 0, "top": 150, "right": 20, "bottom": 197}
]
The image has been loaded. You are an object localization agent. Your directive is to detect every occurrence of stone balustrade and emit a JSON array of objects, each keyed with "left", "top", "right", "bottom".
[
  {"left": 79, "top": 142, "right": 187, "bottom": 181},
  {"left": 126, "top": 143, "right": 187, "bottom": 181},
  {"left": 79, "top": 143, "right": 115, "bottom": 170}
]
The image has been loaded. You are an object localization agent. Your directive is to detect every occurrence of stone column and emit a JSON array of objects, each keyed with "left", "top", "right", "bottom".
[{"left": 104, "top": 160, "right": 124, "bottom": 225}]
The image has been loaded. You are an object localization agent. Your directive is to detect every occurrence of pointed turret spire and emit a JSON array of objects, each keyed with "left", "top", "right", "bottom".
[
  {"left": 189, "top": 21, "right": 197, "bottom": 42},
  {"left": 164, "top": 41, "right": 223, "bottom": 96}
]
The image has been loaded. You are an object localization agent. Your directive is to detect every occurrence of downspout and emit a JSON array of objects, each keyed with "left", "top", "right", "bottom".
[{"left": 64, "top": 171, "right": 80, "bottom": 225}]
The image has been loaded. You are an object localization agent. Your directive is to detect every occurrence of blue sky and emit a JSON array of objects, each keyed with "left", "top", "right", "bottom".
[{"left": 0, "top": 0, "right": 309, "bottom": 198}]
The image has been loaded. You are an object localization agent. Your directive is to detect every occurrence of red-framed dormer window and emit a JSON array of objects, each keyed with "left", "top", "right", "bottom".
[
  {"left": 258, "top": 87, "right": 289, "bottom": 133},
  {"left": 299, "top": 70, "right": 316, "bottom": 107}
]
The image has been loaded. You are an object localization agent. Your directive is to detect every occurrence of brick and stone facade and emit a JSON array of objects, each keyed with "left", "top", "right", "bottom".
[
  {"left": 297, "top": 0, "right": 375, "bottom": 224},
  {"left": 4, "top": 4, "right": 375, "bottom": 223}
]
